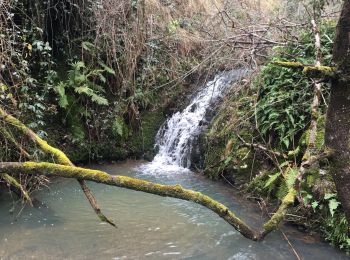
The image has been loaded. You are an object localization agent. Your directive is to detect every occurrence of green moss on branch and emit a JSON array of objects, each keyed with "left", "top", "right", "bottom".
[
  {"left": 0, "top": 161, "right": 302, "bottom": 241},
  {"left": 262, "top": 188, "right": 296, "bottom": 234},
  {"left": 271, "top": 61, "right": 337, "bottom": 78},
  {"left": 0, "top": 107, "right": 72, "bottom": 165},
  {"left": 2, "top": 173, "right": 32, "bottom": 204}
]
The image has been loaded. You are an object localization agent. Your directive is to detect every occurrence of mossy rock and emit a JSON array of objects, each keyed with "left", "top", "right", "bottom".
[
  {"left": 128, "top": 109, "right": 165, "bottom": 158},
  {"left": 203, "top": 89, "right": 258, "bottom": 181}
]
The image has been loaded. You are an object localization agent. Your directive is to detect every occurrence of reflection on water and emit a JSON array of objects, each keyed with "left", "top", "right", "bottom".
[{"left": 0, "top": 160, "right": 347, "bottom": 259}]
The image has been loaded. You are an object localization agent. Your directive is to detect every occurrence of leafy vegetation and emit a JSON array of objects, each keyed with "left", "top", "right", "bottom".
[
  {"left": 204, "top": 20, "right": 350, "bottom": 252},
  {"left": 255, "top": 22, "right": 335, "bottom": 150},
  {"left": 56, "top": 61, "right": 111, "bottom": 109},
  {"left": 0, "top": 0, "right": 212, "bottom": 163}
]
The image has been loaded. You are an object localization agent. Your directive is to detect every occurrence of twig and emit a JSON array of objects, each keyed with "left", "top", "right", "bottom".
[
  {"left": 236, "top": 134, "right": 288, "bottom": 159},
  {"left": 281, "top": 229, "right": 302, "bottom": 260}
]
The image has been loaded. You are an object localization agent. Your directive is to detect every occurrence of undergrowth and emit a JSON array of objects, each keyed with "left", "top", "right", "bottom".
[{"left": 204, "top": 21, "right": 350, "bottom": 252}]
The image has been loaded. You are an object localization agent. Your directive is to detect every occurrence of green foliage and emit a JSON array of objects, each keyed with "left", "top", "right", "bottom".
[
  {"left": 301, "top": 178, "right": 349, "bottom": 252},
  {"left": 53, "top": 61, "right": 116, "bottom": 142},
  {"left": 112, "top": 116, "right": 129, "bottom": 139},
  {"left": 324, "top": 193, "right": 340, "bottom": 217},
  {"left": 127, "top": 88, "right": 156, "bottom": 110},
  {"left": 0, "top": 4, "right": 58, "bottom": 130},
  {"left": 322, "top": 214, "right": 350, "bottom": 252},
  {"left": 168, "top": 19, "right": 180, "bottom": 34},
  {"left": 255, "top": 21, "right": 335, "bottom": 151},
  {"left": 264, "top": 172, "right": 281, "bottom": 189},
  {"left": 250, "top": 165, "right": 297, "bottom": 200},
  {"left": 56, "top": 61, "right": 112, "bottom": 108},
  {"left": 255, "top": 64, "right": 311, "bottom": 150}
]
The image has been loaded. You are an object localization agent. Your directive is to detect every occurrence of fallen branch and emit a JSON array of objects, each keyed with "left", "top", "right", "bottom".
[
  {"left": 261, "top": 188, "right": 296, "bottom": 237},
  {"left": 308, "top": 19, "right": 322, "bottom": 151},
  {"left": 0, "top": 161, "right": 261, "bottom": 240},
  {"left": 0, "top": 161, "right": 300, "bottom": 241}
]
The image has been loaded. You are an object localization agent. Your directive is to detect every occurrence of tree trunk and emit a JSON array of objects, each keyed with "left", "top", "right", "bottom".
[{"left": 325, "top": 0, "right": 350, "bottom": 223}]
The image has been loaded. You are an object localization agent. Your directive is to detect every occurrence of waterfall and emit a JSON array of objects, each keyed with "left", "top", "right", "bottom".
[{"left": 141, "top": 70, "right": 247, "bottom": 174}]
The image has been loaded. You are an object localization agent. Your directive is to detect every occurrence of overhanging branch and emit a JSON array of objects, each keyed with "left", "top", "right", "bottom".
[
  {"left": 0, "top": 161, "right": 302, "bottom": 241},
  {"left": 0, "top": 161, "right": 261, "bottom": 240}
]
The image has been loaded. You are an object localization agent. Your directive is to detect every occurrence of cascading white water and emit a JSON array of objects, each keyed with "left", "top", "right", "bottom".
[{"left": 141, "top": 70, "right": 247, "bottom": 174}]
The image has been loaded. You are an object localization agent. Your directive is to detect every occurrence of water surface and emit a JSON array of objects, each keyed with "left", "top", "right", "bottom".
[{"left": 0, "top": 161, "right": 347, "bottom": 259}]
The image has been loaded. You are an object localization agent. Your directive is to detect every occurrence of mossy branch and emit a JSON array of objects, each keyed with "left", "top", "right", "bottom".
[
  {"left": 271, "top": 61, "right": 337, "bottom": 78},
  {"left": 0, "top": 161, "right": 261, "bottom": 240},
  {"left": 0, "top": 162, "right": 302, "bottom": 241},
  {"left": 262, "top": 188, "right": 296, "bottom": 236},
  {"left": 0, "top": 106, "right": 115, "bottom": 227},
  {"left": 2, "top": 173, "right": 32, "bottom": 205},
  {"left": 0, "top": 107, "right": 72, "bottom": 165}
]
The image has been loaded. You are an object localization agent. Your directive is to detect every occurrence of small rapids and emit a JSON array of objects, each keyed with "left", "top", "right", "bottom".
[{"left": 141, "top": 70, "right": 247, "bottom": 174}]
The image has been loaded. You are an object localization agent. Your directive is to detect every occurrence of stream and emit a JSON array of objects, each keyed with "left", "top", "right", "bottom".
[
  {"left": 0, "top": 161, "right": 347, "bottom": 259},
  {"left": 0, "top": 71, "right": 348, "bottom": 259}
]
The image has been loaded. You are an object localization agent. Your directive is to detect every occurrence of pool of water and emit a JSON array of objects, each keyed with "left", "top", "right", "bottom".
[{"left": 0, "top": 161, "right": 347, "bottom": 259}]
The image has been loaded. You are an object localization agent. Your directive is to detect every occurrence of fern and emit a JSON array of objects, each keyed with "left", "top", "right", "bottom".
[
  {"left": 112, "top": 116, "right": 129, "bottom": 138},
  {"left": 56, "top": 82, "right": 68, "bottom": 108},
  {"left": 56, "top": 61, "right": 111, "bottom": 108},
  {"left": 90, "top": 93, "right": 108, "bottom": 106},
  {"left": 98, "top": 61, "right": 116, "bottom": 75},
  {"left": 276, "top": 181, "right": 289, "bottom": 200},
  {"left": 263, "top": 172, "right": 281, "bottom": 189}
]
